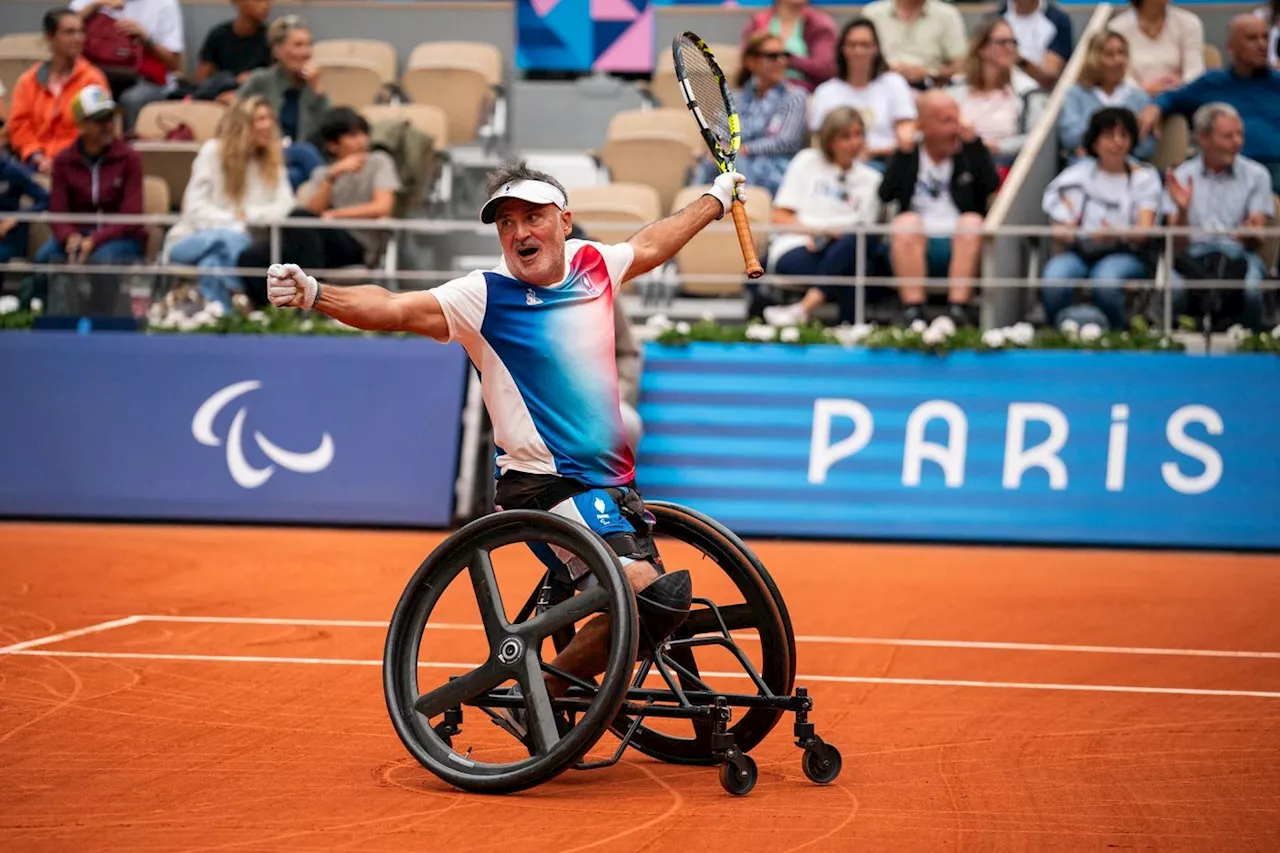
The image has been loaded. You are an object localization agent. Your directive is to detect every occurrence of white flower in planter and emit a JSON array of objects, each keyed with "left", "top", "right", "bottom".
[
  {"left": 0, "top": 295, "right": 19, "bottom": 315},
  {"left": 700, "top": 312, "right": 715, "bottom": 324},
  {"left": 982, "top": 329, "right": 1006, "bottom": 348},
  {"left": 646, "top": 313, "right": 672, "bottom": 330},
  {"left": 929, "top": 315, "right": 956, "bottom": 337},
  {"left": 191, "top": 310, "right": 214, "bottom": 327},
  {"left": 29, "top": 298, "right": 43, "bottom": 315},
  {"left": 147, "top": 302, "right": 165, "bottom": 323},
  {"left": 1271, "top": 324, "right": 1280, "bottom": 338},
  {"left": 1079, "top": 323, "right": 1102, "bottom": 341},
  {"left": 206, "top": 300, "right": 226, "bottom": 319},
  {"left": 922, "top": 325, "right": 947, "bottom": 346},
  {"left": 247, "top": 311, "right": 267, "bottom": 324},
  {"left": 1060, "top": 318, "right": 1080, "bottom": 336},
  {"left": 1226, "top": 324, "right": 1247, "bottom": 343},
  {"left": 674, "top": 321, "right": 691, "bottom": 335},
  {"left": 177, "top": 315, "right": 202, "bottom": 332},
  {"left": 745, "top": 323, "right": 778, "bottom": 342},
  {"left": 300, "top": 319, "right": 315, "bottom": 333},
  {"left": 910, "top": 318, "right": 927, "bottom": 333},
  {"left": 780, "top": 326, "right": 800, "bottom": 343},
  {"left": 1009, "top": 322, "right": 1035, "bottom": 346}
]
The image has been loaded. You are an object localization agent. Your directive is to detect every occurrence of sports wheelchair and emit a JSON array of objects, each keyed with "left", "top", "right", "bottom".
[{"left": 383, "top": 501, "right": 841, "bottom": 796}]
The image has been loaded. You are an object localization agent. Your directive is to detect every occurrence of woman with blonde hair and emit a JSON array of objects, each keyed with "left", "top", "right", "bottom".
[
  {"left": 1058, "top": 30, "right": 1154, "bottom": 162},
  {"left": 947, "top": 19, "right": 1042, "bottom": 176},
  {"left": 760, "top": 107, "right": 884, "bottom": 326},
  {"left": 164, "top": 95, "right": 295, "bottom": 308}
]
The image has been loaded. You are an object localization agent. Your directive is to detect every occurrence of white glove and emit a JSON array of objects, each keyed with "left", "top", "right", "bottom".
[
  {"left": 266, "top": 263, "right": 321, "bottom": 309},
  {"left": 703, "top": 171, "right": 747, "bottom": 219}
]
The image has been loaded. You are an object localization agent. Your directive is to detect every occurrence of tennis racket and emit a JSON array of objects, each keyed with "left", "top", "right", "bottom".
[{"left": 671, "top": 31, "right": 763, "bottom": 279}]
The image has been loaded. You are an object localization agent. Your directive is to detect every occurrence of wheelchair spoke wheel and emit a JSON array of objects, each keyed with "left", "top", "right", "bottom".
[{"left": 384, "top": 510, "right": 637, "bottom": 794}]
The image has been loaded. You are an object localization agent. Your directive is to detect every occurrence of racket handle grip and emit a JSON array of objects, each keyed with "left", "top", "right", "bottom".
[{"left": 730, "top": 198, "right": 764, "bottom": 279}]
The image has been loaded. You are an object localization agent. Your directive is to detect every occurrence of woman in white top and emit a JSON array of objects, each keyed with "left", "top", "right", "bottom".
[
  {"left": 164, "top": 95, "right": 295, "bottom": 309},
  {"left": 808, "top": 17, "right": 916, "bottom": 169},
  {"left": 761, "top": 108, "right": 883, "bottom": 327},
  {"left": 1040, "top": 107, "right": 1163, "bottom": 330},
  {"left": 947, "top": 19, "right": 1043, "bottom": 176},
  {"left": 1108, "top": 0, "right": 1205, "bottom": 96},
  {"left": 1058, "top": 30, "right": 1155, "bottom": 164}
]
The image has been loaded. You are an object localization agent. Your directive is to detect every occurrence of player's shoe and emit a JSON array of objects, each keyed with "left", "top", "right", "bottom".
[{"left": 490, "top": 685, "right": 572, "bottom": 752}]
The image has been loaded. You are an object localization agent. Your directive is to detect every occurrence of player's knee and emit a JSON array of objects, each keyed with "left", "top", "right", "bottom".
[{"left": 635, "top": 569, "right": 693, "bottom": 649}]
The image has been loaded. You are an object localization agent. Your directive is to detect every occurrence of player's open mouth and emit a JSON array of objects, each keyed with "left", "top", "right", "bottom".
[{"left": 517, "top": 246, "right": 539, "bottom": 259}]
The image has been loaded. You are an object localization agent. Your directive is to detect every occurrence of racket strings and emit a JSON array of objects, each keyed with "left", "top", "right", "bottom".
[{"left": 676, "top": 41, "right": 731, "bottom": 153}]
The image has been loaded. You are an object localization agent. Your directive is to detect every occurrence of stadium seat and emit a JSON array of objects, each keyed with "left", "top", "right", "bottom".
[
  {"left": 646, "top": 43, "right": 741, "bottom": 110},
  {"left": 600, "top": 108, "right": 704, "bottom": 214},
  {"left": 522, "top": 152, "right": 609, "bottom": 190},
  {"left": 1203, "top": 44, "right": 1222, "bottom": 70},
  {"left": 668, "top": 184, "right": 771, "bottom": 297},
  {"left": 315, "top": 59, "right": 385, "bottom": 109},
  {"left": 0, "top": 32, "right": 46, "bottom": 93},
  {"left": 401, "top": 41, "right": 505, "bottom": 147},
  {"left": 570, "top": 182, "right": 662, "bottom": 249},
  {"left": 312, "top": 38, "right": 397, "bottom": 82},
  {"left": 1151, "top": 113, "right": 1191, "bottom": 171},
  {"left": 134, "top": 101, "right": 227, "bottom": 143}
]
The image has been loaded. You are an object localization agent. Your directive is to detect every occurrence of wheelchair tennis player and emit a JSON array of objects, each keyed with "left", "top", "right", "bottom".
[{"left": 266, "top": 161, "right": 747, "bottom": 747}]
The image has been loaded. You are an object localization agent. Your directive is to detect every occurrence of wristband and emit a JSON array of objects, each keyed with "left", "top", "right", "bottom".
[{"left": 310, "top": 279, "right": 323, "bottom": 310}]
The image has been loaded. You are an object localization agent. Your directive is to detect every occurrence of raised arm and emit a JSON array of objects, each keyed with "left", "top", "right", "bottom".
[
  {"left": 266, "top": 263, "right": 449, "bottom": 339},
  {"left": 624, "top": 172, "right": 744, "bottom": 280}
]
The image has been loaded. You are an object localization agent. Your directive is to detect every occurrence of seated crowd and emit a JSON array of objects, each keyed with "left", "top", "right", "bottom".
[{"left": 0, "top": 0, "right": 1277, "bottom": 332}]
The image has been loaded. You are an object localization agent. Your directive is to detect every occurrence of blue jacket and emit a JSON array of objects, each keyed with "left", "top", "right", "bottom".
[
  {"left": 0, "top": 154, "right": 49, "bottom": 216},
  {"left": 1059, "top": 84, "right": 1155, "bottom": 162},
  {"left": 1156, "top": 68, "right": 1280, "bottom": 164}
]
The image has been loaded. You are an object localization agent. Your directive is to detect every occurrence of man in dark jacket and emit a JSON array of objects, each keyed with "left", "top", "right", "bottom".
[
  {"left": 33, "top": 85, "right": 146, "bottom": 312},
  {"left": 880, "top": 89, "right": 1000, "bottom": 326}
]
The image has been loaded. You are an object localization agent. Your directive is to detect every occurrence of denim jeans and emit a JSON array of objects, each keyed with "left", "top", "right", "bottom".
[
  {"left": 775, "top": 235, "right": 862, "bottom": 324},
  {"left": 1169, "top": 241, "right": 1266, "bottom": 330},
  {"left": 169, "top": 228, "right": 254, "bottom": 309},
  {"left": 1042, "top": 250, "right": 1147, "bottom": 330}
]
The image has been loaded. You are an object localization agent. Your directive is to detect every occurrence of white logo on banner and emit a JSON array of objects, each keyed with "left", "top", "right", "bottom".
[{"left": 192, "top": 380, "right": 335, "bottom": 489}]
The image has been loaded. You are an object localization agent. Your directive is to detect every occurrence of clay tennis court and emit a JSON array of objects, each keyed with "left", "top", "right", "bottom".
[{"left": 2, "top": 522, "right": 1279, "bottom": 851}]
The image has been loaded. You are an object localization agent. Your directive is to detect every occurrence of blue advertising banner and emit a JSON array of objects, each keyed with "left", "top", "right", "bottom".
[
  {"left": 635, "top": 344, "right": 1280, "bottom": 550},
  {"left": 0, "top": 334, "right": 468, "bottom": 527}
]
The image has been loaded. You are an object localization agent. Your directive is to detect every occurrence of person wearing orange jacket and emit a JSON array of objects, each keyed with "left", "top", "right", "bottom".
[{"left": 7, "top": 7, "right": 108, "bottom": 175}]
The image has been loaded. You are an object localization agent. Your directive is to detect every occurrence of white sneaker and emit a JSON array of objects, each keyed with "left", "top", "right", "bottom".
[{"left": 763, "top": 303, "right": 808, "bottom": 327}]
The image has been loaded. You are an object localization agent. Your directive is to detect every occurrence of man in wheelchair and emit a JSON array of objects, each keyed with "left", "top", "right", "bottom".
[{"left": 265, "top": 160, "right": 748, "bottom": 746}]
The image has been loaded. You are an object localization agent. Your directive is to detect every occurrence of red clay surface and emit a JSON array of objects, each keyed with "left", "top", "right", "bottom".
[{"left": 2, "top": 522, "right": 1279, "bottom": 851}]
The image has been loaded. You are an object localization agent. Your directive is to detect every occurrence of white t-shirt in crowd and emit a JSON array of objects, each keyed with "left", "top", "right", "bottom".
[
  {"left": 1004, "top": 2, "right": 1058, "bottom": 64},
  {"left": 770, "top": 148, "right": 884, "bottom": 260},
  {"left": 71, "top": 0, "right": 185, "bottom": 84},
  {"left": 1042, "top": 158, "right": 1163, "bottom": 231},
  {"left": 912, "top": 151, "right": 961, "bottom": 236},
  {"left": 808, "top": 72, "right": 917, "bottom": 152}
]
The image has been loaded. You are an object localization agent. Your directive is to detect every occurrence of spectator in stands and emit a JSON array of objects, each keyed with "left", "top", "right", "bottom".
[
  {"left": 761, "top": 108, "right": 883, "bottom": 327},
  {"left": 739, "top": 0, "right": 838, "bottom": 92},
  {"left": 1164, "top": 103, "right": 1272, "bottom": 330},
  {"left": 1040, "top": 107, "right": 1162, "bottom": 330},
  {"left": 694, "top": 32, "right": 807, "bottom": 196},
  {"left": 239, "top": 107, "right": 398, "bottom": 303},
  {"left": 809, "top": 18, "right": 917, "bottom": 170},
  {"left": 7, "top": 8, "right": 107, "bottom": 174},
  {"left": 0, "top": 124, "right": 50, "bottom": 263},
  {"left": 995, "top": 0, "right": 1073, "bottom": 89},
  {"left": 193, "top": 0, "right": 274, "bottom": 103},
  {"left": 34, "top": 86, "right": 145, "bottom": 306},
  {"left": 1255, "top": 2, "right": 1280, "bottom": 69},
  {"left": 1059, "top": 31, "right": 1155, "bottom": 163},
  {"left": 163, "top": 96, "right": 294, "bottom": 310},
  {"left": 1139, "top": 15, "right": 1280, "bottom": 193},
  {"left": 71, "top": 0, "right": 185, "bottom": 132},
  {"left": 614, "top": 300, "right": 644, "bottom": 452},
  {"left": 880, "top": 90, "right": 999, "bottom": 326},
  {"left": 1109, "top": 0, "right": 1204, "bottom": 96},
  {"left": 237, "top": 15, "right": 328, "bottom": 189},
  {"left": 947, "top": 19, "right": 1043, "bottom": 178},
  {"left": 0, "top": 82, "right": 7, "bottom": 122},
  {"left": 862, "top": 0, "right": 969, "bottom": 89}
]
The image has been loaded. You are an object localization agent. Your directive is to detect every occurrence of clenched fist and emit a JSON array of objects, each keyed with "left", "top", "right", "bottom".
[{"left": 266, "top": 263, "right": 321, "bottom": 309}]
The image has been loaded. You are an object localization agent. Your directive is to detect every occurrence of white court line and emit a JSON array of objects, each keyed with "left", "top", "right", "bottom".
[
  {"left": 8, "top": 648, "right": 1280, "bottom": 700},
  {"left": 0, "top": 616, "right": 142, "bottom": 655},
  {"left": 132, "top": 615, "right": 1280, "bottom": 661}
]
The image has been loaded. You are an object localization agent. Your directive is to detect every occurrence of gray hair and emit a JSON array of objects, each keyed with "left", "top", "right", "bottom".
[
  {"left": 1193, "top": 102, "right": 1242, "bottom": 138},
  {"left": 484, "top": 160, "right": 569, "bottom": 204}
]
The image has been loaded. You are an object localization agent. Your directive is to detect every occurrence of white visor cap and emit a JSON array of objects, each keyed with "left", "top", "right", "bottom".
[{"left": 480, "top": 179, "right": 568, "bottom": 224}]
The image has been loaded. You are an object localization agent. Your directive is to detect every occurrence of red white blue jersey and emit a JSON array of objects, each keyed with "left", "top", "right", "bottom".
[{"left": 431, "top": 240, "right": 636, "bottom": 486}]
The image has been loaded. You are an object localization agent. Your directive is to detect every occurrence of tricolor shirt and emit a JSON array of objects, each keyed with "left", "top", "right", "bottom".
[{"left": 431, "top": 239, "right": 637, "bottom": 487}]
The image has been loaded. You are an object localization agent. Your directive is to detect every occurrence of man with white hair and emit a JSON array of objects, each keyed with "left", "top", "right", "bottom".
[
  {"left": 1164, "top": 102, "right": 1273, "bottom": 330},
  {"left": 264, "top": 161, "right": 745, "bottom": 748}
]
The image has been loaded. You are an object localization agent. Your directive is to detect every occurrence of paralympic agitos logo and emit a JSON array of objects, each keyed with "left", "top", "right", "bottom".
[{"left": 192, "top": 380, "right": 335, "bottom": 489}]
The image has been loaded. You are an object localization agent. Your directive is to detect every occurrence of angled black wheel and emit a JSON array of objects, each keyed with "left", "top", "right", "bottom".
[
  {"left": 719, "top": 753, "right": 758, "bottom": 796},
  {"left": 552, "top": 500, "right": 795, "bottom": 766},
  {"left": 383, "top": 510, "right": 638, "bottom": 794},
  {"left": 802, "top": 743, "right": 842, "bottom": 784}
]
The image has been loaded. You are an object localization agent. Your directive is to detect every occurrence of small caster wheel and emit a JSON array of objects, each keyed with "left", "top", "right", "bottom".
[
  {"left": 802, "top": 744, "right": 842, "bottom": 784},
  {"left": 719, "top": 753, "right": 758, "bottom": 796}
]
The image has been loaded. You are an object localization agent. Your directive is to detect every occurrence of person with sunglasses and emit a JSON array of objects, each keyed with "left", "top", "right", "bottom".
[{"left": 692, "top": 31, "right": 807, "bottom": 196}]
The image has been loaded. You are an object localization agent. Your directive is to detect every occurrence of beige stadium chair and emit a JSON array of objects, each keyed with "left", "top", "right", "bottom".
[
  {"left": 135, "top": 100, "right": 227, "bottom": 143},
  {"left": 312, "top": 38, "right": 397, "bottom": 82},
  {"left": 668, "top": 184, "right": 771, "bottom": 296},
  {"left": 0, "top": 32, "right": 47, "bottom": 93},
  {"left": 1151, "top": 113, "right": 1191, "bottom": 171},
  {"left": 142, "top": 175, "right": 172, "bottom": 261},
  {"left": 599, "top": 109, "right": 704, "bottom": 214},
  {"left": 401, "top": 41, "right": 505, "bottom": 147},
  {"left": 1203, "top": 44, "right": 1223, "bottom": 70},
  {"left": 569, "top": 183, "right": 662, "bottom": 247},
  {"left": 316, "top": 59, "right": 385, "bottom": 109}
]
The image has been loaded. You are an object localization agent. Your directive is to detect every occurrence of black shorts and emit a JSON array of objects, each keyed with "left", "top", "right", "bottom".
[{"left": 495, "top": 471, "right": 663, "bottom": 583}]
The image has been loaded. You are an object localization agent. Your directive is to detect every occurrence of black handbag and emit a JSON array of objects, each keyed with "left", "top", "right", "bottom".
[{"left": 1173, "top": 249, "right": 1250, "bottom": 332}]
